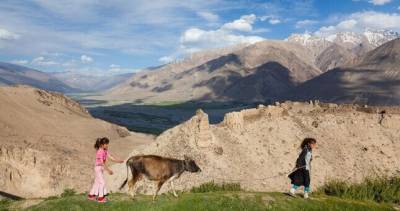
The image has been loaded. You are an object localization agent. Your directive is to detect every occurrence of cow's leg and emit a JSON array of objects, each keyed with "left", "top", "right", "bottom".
[
  {"left": 152, "top": 180, "right": 165, "bottom": 201},
  {"left": 128, "top": 169, "right": 141, "bottom": 199},
  {"left": 168, "top": 175, "right": 178, "bottom": 197}
]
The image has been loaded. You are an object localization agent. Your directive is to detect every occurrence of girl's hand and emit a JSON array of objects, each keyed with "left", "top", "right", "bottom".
[
  {"left": 119, "top": 160, "right": 124, "bottom": 164},
  {"left": 108, "top": 169, "right": 114, "bottom": 175}
]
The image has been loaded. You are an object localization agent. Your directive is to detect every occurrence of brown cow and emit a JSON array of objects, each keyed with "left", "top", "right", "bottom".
[{"left": 119, "top": 155, "right": 201, "bottom": 200}]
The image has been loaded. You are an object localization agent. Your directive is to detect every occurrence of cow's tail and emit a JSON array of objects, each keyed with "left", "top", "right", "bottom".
[{"left": 119, "top": 160, "right": 130, "bottom": 190}]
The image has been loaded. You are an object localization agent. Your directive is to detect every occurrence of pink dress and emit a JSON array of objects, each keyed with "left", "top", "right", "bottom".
[{"left": 89, "top": 148, "right": 108, "bottom": 197}]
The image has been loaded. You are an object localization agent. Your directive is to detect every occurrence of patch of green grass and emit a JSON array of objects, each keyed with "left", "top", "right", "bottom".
[
  {"left": 126, "top": 126, "right": 164, "bottom": 135},
  {"left": 267, "top": 192, "right": 394, "bottom": 211},
  {"left": 190, "top": 181, "right": 242, "bottom": 193},
  {"left": 24, "top": 193, "right": 267, "bottom": 211},
  {"left": 147, "top": 101, "right": 251, "bottom": 110},
  {"left": 45, "top": 196, "right": 59, "bottom": 201},
  {"left": 317, "top": 176, "right": 400, "bottom": 204},
  {"left": 60, "top": 189, "right": 77, "bottom": 198},
  {"left": 12, "top": 192, "right": 395, "bottom": 211},
  {"left": 148, "top": 101, "right": 186, "bottom": 107},
  {"left": 0, "top": 199, "right": 12, "bottom": 211}
]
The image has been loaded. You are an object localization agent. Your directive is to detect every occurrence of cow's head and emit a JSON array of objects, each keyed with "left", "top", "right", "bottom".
[{"left": 183, "top": 155, "right": 201, "bottom": 173}]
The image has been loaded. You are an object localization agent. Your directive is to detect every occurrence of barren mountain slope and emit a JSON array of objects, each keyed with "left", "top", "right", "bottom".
[
  {"left": 292, "top": 38, "right": 400, "bottom": 105},
  {"left": 315, "top": 44, "right": 354, "bottom": 72},
  {"left": 0, "top": 85, "right": 154, "bottom": 198},
  {"left": 104, "top": 45, "right": 247, "bottom": 101},
  {"left": 99, "top": 41, "right": 320, "bottom": 103},
  {"left": 107, "top": 101, "right": 400, "bottom": 194}
]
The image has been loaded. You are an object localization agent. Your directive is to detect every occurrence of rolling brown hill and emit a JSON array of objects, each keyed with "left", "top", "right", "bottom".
[{"left": 0, "top": 85, "right": 154, "bottom": 198}]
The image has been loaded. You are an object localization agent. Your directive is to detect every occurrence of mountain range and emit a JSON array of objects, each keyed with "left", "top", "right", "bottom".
[
  {"left": 0, "top": 62, "right": 78, "bottom": 93},
  {"left": 50, "top": 71, "right": 135, "bottom": 92},
  {"left": 2, "top": 29, "right": 399, "bottom": 105},
  {"left": 97, "top": 29, "right": 400, "bottom": 105},
  {"left": 292, "top": 37, "right": 400, "bottom": 105},
  {"left": 0, "top": 62, "right": 134, "bottom": 93}
]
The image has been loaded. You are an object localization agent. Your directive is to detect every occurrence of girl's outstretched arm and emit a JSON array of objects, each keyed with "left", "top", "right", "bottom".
[{"left": 108, "top": 153, "right": 124, "bottom": 163}]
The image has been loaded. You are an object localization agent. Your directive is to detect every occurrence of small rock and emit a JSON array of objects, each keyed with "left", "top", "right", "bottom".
[
  {"left": 214, "top": 147, "right": 223, "bottom": 155},
  {"left": 311, "top": 121, "right": 318, "bottom": 128}
]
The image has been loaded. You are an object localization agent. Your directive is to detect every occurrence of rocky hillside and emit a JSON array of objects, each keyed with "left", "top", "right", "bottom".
[
  {"left": 292, "top": 38, "right": 400, "bottom": 105},
  {"left": 99, "top": 41, "right": 320, "bottom": 103},
  {"left": 314, "top": 44, "right": 353, "bottom": 72},
  {"left": 107, "top": 101, "right": 400, "bottom": 195},
  {"left": 0, "top": 62, "right": 79, "bottom": 93},
  {"left": 0, "top": 85, "right": 154, "bottom": 198}
]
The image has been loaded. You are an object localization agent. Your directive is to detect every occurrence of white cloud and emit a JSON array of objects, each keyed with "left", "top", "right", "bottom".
[
  {"left": 31, "top": 56, "right": 58, "bottom": 66},
  {"left": 0, "top": 1, "right": 227, "bottom": 57},
  {"left": 197, "top": 11, "right": 219, "bottom": 22},
  {"left": 0, "top": 28, "right": 20, "bottom": 40},
  {"left": 0, "top": 1, "right": 267, "bottom": 74},
  {"left": 222, "top": 14, "right": 257, "bottom": 32},
  {"left": 10, "top": 60, "right": 28, "bottom": 65},
  {"left": 159, "top": 56, "right": 175, "bottom": 64},
  {"left": 336, "top": 19, "right": 358, "bottom": 29},
  {"left": 295, "top": 19, "right": 318, "bottom": 29},
  {"left": 315, "top": 11, "right": 400, "bottom": 36},
  {"left": 177, "top": 14, "right": 264, "bottom": 55},
  {"left": 269, "top": 19, "right": 281, "bottom": 25},
  {"left": 180, "top": 27, "right": 263, "bottom": 53},
  {"left": 80, "top": 55, "right": 93, "bottom": 63},
  {"left": 259, "top": 15, "right": 281, "bottom": 25},
  {"left": 368, "top": 0, "right": 391, "bottom": 5}
]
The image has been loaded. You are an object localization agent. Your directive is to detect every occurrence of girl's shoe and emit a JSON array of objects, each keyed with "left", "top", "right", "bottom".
[
  {"left": 97, "top": 197, "right": 107, "bottom": 203},
  {"left": 87, "top": 195, "right": 96, "bottom": 201},
  {"left": 304, "top": 193, "right": 309, "bottom": 199},
  {"left": 288, "top": 188, "right": 296, "bottom": 197}
]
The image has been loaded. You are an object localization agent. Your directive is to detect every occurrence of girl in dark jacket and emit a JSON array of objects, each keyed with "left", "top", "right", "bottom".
[{"left": 288, "top": 138, "right": 317, "bottom": 199}]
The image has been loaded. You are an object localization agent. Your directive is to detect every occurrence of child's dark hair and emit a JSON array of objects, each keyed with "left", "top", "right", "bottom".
[
  {"left": 94, "top": 137, "right": 110, "bottom": 149},
  {"left": 300, "top": 138, "right": 316, "bottom": 149}
]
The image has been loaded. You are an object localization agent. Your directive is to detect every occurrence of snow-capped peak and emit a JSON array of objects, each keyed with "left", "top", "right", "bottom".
[
  {"left": 286, "top": 33, "right": 328, "bottom": 46},
  {"left": 333, "top": 31, "right": 364, "bottom": 45},
  {"left": 363, "top": 29, "right": 400, "bottom": 47},
  {"left": 287, "top": 29, "right": 400, "bottom": 48}
]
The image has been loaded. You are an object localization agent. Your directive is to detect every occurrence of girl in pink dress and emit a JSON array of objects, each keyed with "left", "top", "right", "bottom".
[{"left": 88, "top": 137, "right": 124, "bottom": 203}]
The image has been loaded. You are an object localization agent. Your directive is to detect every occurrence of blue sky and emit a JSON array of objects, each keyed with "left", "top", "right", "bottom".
[{"left": 0, "top": 0, "right": 399, "bottom": 75}]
